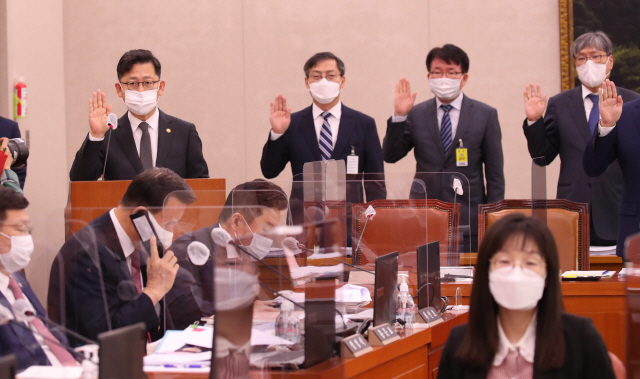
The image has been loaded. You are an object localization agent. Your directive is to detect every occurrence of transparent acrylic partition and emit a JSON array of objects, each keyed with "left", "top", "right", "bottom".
[
  {"left": 625, "top": 233, "right": 640, "bottom": 377},
  {"left": 532, "top": 157, "right": 548, "bottom": 224}
]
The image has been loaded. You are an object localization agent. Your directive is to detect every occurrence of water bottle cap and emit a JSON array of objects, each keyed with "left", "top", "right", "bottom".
[{"left": 281, "top": 299, "right": 294, "bottom": 311}]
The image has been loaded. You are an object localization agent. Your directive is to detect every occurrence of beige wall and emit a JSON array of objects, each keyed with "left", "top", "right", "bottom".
[{"left": 3, "top": 0, "right": 562, "bottom": 302}]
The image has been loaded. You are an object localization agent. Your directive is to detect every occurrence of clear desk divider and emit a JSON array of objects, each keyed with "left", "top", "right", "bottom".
[{"left": 532, "top": 157, "right": 548, "bottom": 224}]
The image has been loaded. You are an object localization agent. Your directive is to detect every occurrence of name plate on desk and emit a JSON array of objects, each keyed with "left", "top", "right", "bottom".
[
  {"left": 369, "top": 323, "right": 401, "bottom": 346},
  {"left": 341, "top": 334, "right": 373, "bottom": 358},
  {"left": 417, "top": 306, "right": 444, "bottom": 326}
]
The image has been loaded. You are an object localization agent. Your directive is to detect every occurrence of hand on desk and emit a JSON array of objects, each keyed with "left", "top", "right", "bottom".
[{"left": 143, "top": 236, "right": 179, "bottom": 305}]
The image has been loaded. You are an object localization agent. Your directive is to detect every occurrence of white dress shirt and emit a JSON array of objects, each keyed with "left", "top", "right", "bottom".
[
  {"left": 88, "top": 109, "right": 160, "bottom": 166},
  {"left": 0, "top": 272, "right": 61, "bottom": 366},
  {"left": 108, "top": 209, "right": 140, "bottom": 280},
  {"left": 392, "top": 94, "right": 464, "bottom": 140},
  {"left": 493, "top": 313, "right": 537, "bottom": 366},
  {"left": 270, "top": 102, "right": 343, "bottom": 146}
]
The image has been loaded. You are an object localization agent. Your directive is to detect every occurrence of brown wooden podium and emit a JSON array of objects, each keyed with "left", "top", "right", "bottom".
[{"left": 64, "top": 179, "right": 226, "bottom": 240}]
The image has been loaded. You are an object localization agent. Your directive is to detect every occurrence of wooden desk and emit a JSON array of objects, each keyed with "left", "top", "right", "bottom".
[
  {"left": 145, "top": 312, "right": 468, "bottom": 379},
  {"left": 442, "top": 276, "right": 626, "bottom": 363}
]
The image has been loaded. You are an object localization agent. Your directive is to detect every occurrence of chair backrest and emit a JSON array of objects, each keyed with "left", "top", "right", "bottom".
[
  {"left": 352, "top": 199, "right": 460, "bottom": 267},
  {"left": 478, "top": 199, "right": 589, "bottom": 271}
]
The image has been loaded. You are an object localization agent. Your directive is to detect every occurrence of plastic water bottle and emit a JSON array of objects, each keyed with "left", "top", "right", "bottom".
[{"left": 276, "top": 300, "right": 300, "bottom": 343}]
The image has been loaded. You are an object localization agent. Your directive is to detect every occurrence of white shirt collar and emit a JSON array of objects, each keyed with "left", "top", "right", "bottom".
[
  {"left": 0, "top": 271, "right": 9, "bottom": 294},
  {"left": 128, "top": 108, "right": 160, "bottom": 133},
  {"left": 582, "top": 84, "right": 598, "bottom": 100},
  {"left": 493, "top": 313, "right": 537, "bottom": 366},
  {"left": 109, "top": 209, "right": 136, "bottom": 259},
  {"left": 312, "top": 101, "right": 342, "bottom": 121},
  {"left": 436, "top": 92, "right": 464, "bottom": 111}
]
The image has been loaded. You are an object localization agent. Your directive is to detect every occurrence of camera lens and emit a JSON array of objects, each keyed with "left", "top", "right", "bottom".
[{"left": 7, "top": 138, "right": 28, "bottom": 169}]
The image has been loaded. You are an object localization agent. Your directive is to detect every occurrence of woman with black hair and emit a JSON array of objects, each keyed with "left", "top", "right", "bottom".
[{"left": 437, "top": 213, "right": 615, "bottom": 378}]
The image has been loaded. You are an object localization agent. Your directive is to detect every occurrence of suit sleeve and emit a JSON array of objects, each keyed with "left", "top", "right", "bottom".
[
  {"left": 482, "top": 108, "right": 505, "bottom": 203},
  {"left": 522, "top": 97, "right": 560, "bottom": 166},
  {"left": 260, "top": 131, "right": 290, "bottom": 179},
  {"left": 383, "top": 115, "right": 414, "bottom": 163},
  {"left": 583, "top": 126, "right": 618, "bottom": 177},
  {"left": 185, "top": 123, "right": 209, "bottom": 178},
  {"left": 69, "top": 133, "right": 107, "bottom": 181},
  {"left": 362, "top": 117, "right": 387, "bottom": 201},
  {"left": 579, "top": 318, "right": 616, "bottom": 379},
  {"left": 8, "top": 125, "right": 26, "bottom": 189}
]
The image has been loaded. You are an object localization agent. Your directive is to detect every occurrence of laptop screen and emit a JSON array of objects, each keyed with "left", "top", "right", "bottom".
[
  {"left": 98, "top": 322, "right": 146, "bottom": 379},
  {"left": 417, "top": 242, "right": 441, "bottom": 310},
  {"left": 373, "top": 251, "right": 398, "bottom": 326},
  {"left": 303, "top": 298, "right": 336, "bottom": 368}
]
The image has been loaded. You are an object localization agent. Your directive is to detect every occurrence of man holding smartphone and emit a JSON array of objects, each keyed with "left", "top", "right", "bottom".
[{"left": 48, "top": 168, "right": 196, "bottom": 343}]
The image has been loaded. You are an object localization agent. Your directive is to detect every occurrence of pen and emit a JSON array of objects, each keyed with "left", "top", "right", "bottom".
[{"left": 603, "top": 270, "right": 610, "bottom": 277}]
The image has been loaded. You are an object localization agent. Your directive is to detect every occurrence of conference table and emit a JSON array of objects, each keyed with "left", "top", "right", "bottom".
[{"left": 145, "top": 311, "right": 468, "bottom": 379}]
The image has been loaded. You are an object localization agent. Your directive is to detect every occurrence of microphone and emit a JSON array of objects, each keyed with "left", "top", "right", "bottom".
[
  {"left": 353, "top": 205, "right": 376, "bottom": 262},
  {"left": 100, "top": 113, "right": 119, "bottom": 181},
  {"left": 448, "top": 175, "right": 463, "bottom": 265},
  {"left": 211, "top": 228, "right": 294, "bottom": 284},
  {"left": 283, "top": 237, "right": 374, "bottom": 275},
  {"left": 187, "top": 241, "right": 210, "bottom": 266}
]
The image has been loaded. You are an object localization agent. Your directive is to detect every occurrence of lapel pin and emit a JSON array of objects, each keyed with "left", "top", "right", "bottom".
[{"left": 166, "top": 128, "right": 171, "bottom": 133}]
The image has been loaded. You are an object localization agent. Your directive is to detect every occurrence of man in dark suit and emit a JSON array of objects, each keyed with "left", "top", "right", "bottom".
[
  {"left": 0, "top": 116, "right": 26, "bottom": 189},
  {"left": 70, "top": 49, "right": 209, "bottom": 181},
  {"left": 0, "top": 188, "right": 79, "bottom": 371},
  {"left": 261, "top": 52, "right": 386, "bottom": 226},
  {"left": 384, "top": 44, "right": 505, "bottom": 252},
  {"left": 584, "top": 80, "right": 640, "bottom": 259},
  {"left": 523, "top": 31, "right": 640, "bottom": 248},
  {"left": 48, "top": 168, "right": 194, "bottom": 343}
]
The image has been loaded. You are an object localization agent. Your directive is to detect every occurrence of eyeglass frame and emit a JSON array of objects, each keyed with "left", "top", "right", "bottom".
[
  {"left": 119, "top": 80, "right": 161, "bottom": 91},
  {"left": 428, "top": 71, "right": 465, "bottom": 79},
  {"left": 574, "top": 54, "right": 610, "bottom": 65},
  {"left": 0, "top": 222, "right": 33, "bottom": 236},
  {"left": 307, "top": 72, "right": 342, "bottom": 83}
]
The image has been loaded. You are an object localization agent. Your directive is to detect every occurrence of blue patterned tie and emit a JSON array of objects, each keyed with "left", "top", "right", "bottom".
[
  {"left": 319, "top": 112, "right": 333, "bottom": 161},
  {"left": 587, "top": 93, "right": 599, "bottom": 135},
  {"left": 440, "top": 104, "right": 453, "bottom": 154}
]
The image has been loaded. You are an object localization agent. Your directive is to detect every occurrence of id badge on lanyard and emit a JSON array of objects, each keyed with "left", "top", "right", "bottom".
[
  {"left": 347, "top": 145, "right": 359, "bottom": 174},
  {"left": 456, "top": 139, "right": 468, "bottom": 167}
]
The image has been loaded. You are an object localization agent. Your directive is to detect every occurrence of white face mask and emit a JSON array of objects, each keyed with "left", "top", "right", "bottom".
[
  {"left": 429, "top": 77, "right": 462, "bottom": 101},
  {"left": 489, "top": 266, "right": 545, "bottom": 310},
  {"left": 239, "top": 217, "right": 273, "bottom": 260},
  {"left": 576, "top": 57, "right": 610, "bottom": 88},
  {"left": 148, "top": 212, "right": 174, "bottom": 250},
  {"left": 121, "top": 84, "right": 159, "bottom": 115},
  {"left": 308, "top": 78, "right": 342, "bottom": 104},
  {"left": 0, "top": 233, "right": 34, "bottom": 274}
]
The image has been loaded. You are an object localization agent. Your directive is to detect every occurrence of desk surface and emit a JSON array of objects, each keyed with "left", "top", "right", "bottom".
[{"left": 145, "top": 312, "right": 468, "bottom": 379}]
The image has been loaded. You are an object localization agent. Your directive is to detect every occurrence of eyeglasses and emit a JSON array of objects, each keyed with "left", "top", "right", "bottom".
[
  {"left": 0, "top": 222, "right": 33, "bottom": 236},
  {"left": 308, "top": 73, "right": 341, "bottom": 82},
  {"left": 119, "top": 80, "right": 160, "bottom": 91},
  {"left": 489, "top": 255, "right": 546, "bottom": 271},
  {"left": 429, "top": 71, "right": 464, "bottom": 79},
  {"left": 575, "top": 54, "right": 608, "bottom": 65}
]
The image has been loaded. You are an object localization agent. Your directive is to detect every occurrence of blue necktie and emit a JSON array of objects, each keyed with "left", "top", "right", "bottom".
[
  {"left": 587, "top": 93, "right": 599, "bottom": 135},
  {"left": 319, "top": 112, "right": 333, "bottom": 161},
  {"left": 440, "top": 104, "right": 453, "bottom": 154}
]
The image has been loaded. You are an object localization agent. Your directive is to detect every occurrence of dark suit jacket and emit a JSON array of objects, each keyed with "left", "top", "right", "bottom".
[
  {"left": 524, "top": 86, "right": 640, "bottom": 241},
  {"left": 383, "top": 95, "right": 505, "bottom": 251},
  {"left": 261, "top": 104, "right": 387, "bottom": 216},
  {"left": 437, "top": 313, "right": 615, "bottom": 379},
  {"left": 584, "top": 98, "right": 640, "bottom": 258},
  {"left": 0, "top": 273, "right": 72, "bottom": 371},
  {"left": 48, "top": 212, "right": 171, "bottom": 343},
  {"left": 0, "top": 116, "right": 26, "bottom": 188},
  {"left": 69, "top": 110, "right": 209, "bottom": 181}
]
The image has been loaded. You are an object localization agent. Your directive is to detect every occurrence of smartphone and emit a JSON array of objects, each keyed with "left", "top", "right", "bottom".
[{"left": 130, "top": 211, "right": 164, "bottom": 258}]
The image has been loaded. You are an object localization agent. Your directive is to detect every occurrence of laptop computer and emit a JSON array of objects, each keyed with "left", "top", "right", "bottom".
[
  {"left": 373, "top": 251, "right": 398, "bottom": 326},
  {"left": 417, "top": 242, "right": 441, "bottom": 310},
  {"left": 98, "top": 322, "right": 146, "bottom": 379}
]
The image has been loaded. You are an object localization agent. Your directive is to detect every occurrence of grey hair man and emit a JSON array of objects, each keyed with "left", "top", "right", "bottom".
[{"left": 521, "top": 31, "right": 640, "bottom": 249}]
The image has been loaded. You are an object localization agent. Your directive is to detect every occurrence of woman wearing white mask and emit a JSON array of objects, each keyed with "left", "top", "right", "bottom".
[{"left": 437, "top": 213, "right": 616, "bottom": 379}]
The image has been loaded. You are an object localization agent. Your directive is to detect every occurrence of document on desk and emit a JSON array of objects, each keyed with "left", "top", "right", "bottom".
[
  {"left": 16, "top": 366, "right": 83, "bottom": 379},
  {"left": 562, "top": 270, "right": 616, "bottom": 278}
]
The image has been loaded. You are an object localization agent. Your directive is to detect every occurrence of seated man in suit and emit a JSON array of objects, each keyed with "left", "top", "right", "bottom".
[
  {"left": 0, "top": 116, "right": 26, "bottom": 189},
  {"left": 261, "top": 52, "right": 386, "bottom": 226},
  {"left": 165, "top": 179, "right": 288, "bottom": 330},
  {"left": 384, "top": 44, "right": 505, "bottom": 252},
  {"left": 70, "top": 49, "right": 209, "bottom": 181},
  {"left": 523, "top": 31, "right": 640, "bottom": 250},
  {"left": 48, "top": 168, "right": 195, "bottom": 343},
  {"left": 0, "top": 188, "right": 80, "bottom": 371}
]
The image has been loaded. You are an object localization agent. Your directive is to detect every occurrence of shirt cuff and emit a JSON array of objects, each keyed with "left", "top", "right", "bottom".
[
  {"left": 88, "top": 132, "right": 104, "bottom": 141},
  {"left": 597, "top": 121, "right": 616, "bottom": 137},
  {"left": 270, "top": 130, "right": 283, "bottom": 141},
  {"left": 526, "top": 119, "right": 537, "bottom": 126},
  {"left": 391, "top": 113, "right": 408, "bottom": 123}
]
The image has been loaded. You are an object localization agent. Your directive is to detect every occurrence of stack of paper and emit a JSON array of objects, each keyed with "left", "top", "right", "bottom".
[
  {"left": 589, "top": 246, "right": 617, "bottom": 256},
  {"left": 561, "top": 270, "right": 616, "bottom": 278}
]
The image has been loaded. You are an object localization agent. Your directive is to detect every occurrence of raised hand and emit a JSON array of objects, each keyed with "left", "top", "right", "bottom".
[
  {"left": 523, "top": 83, "right": 547, "bottom": 121},
  {"left": 599, "top": 79, "right": 623, "bottom": 128},
  {"left": 88, "top": 90, "right": 113, "bottom": 139},
  {"left": 394, "top": 78, "right": 417, "bottom": 117},
  {"left": 142, "top": 236, "right": 179, "bottom": 305},
  {"left": 269, "top": 94, "right": 292, "bottom": 134}
]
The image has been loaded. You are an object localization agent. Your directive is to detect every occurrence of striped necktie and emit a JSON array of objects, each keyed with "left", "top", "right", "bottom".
[
  {"left": 319, "top": 112, "right": 333, "bottom": 161},
  {"left": 440, "top": 104, "right": 453, "bottom": 154}
]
